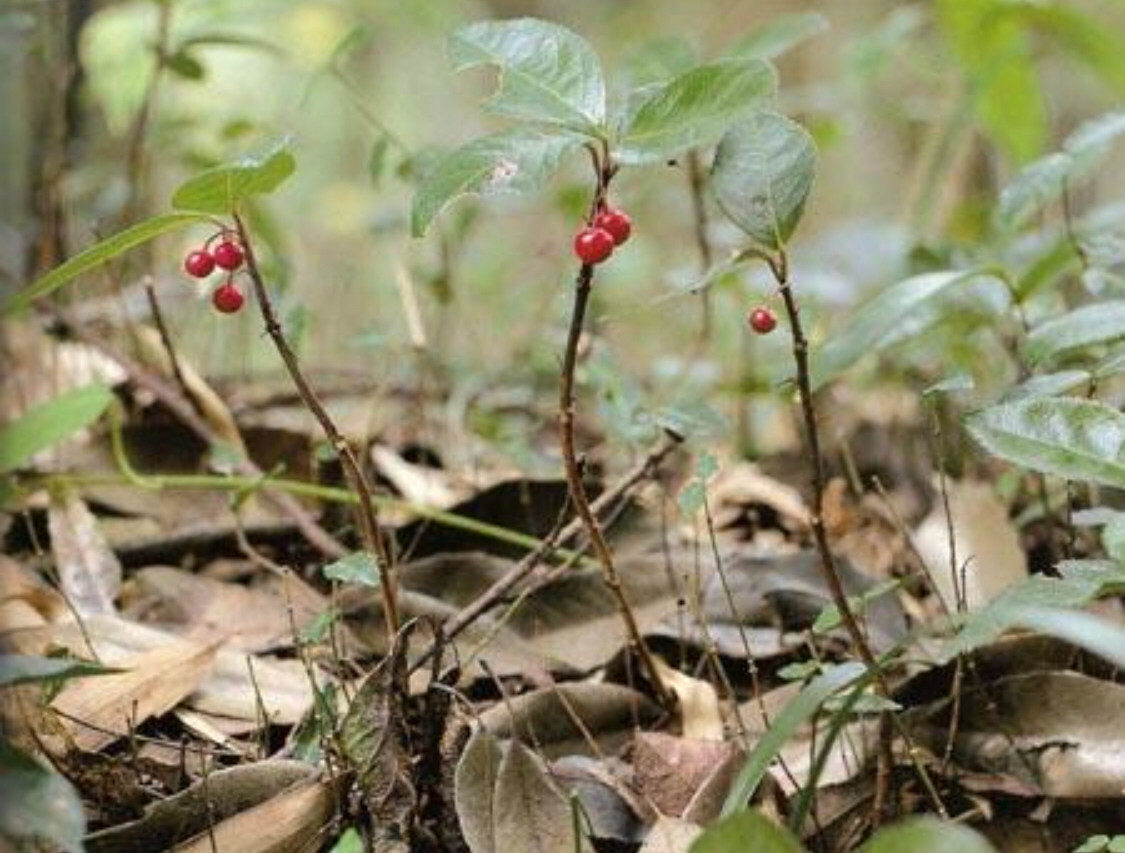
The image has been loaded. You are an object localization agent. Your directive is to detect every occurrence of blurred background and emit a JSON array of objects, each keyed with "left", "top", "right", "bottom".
[{"left": 3, "top": 0, "right": 1125, "bottom": 468}]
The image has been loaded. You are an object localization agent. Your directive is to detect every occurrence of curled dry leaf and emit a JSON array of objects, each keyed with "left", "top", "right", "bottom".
[
  {"left": 48, "top": 489, "right": 122, "bottom": 617},
  {"left": 652, "top": 657, "right": 724, "bottom": 741}
]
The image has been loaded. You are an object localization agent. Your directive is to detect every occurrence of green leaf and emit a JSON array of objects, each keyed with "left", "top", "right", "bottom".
[
  {"left": 367, "top": 136, "right": 391, "bottom": 186},
  {"left": 812, "top": 579, "right": 900, "bottom": 635},
  {"left": 1104, "top": 514, "right": 1125, "bottom": 563},
  {"left": 0, "top": 739, "right": 86, "bottom": 853},
  {"left": 997, "top": 110, "right": 1125, "bottom": 228},
  {"left": 1011, "top": 606, "right": 1125, "bottom": 669},
  {"left": 448, "top": 18, "right": 606, "bottom": 134},
  {"left": 1004, "top": 370, "right": 1091, "bottom": 402},
  {"left": 1076, "top": 836, "right": 1110, "bottom": 853},
  {"left": 726, "top": 12, "right": 829, "bottom": 60},
  {"left": 812, "top": 269, "right": 1001, "bottom": 389},
  {"left": 1001, "top": 4, "right": 1125, "bottom": 94},
  {"left": 939, "top": 0, "right": 1046, "bottom": 163},
  {"left": 690, "top": 810, "right": 805, "bottom": 853},
  {"left": 861, "top": 817, "right": 997, "bottom": 853},
  {"left": 323, "top": 552, "right": 380, "bottom": 587},
  {"left": 0, "top": 654, "right": 115, "bottom": 687},
  {"left": 1024, "top": 300, "right": 1125, "bottom": 365},
  {"left": 0, "top": 384, "right": 114, "bottom": 474},
  {"left": 165, "top": 48, "right": 205, "bottom": 80},
  {"left": 172, "top": 139, "right": 296, "bottom": 214},
  {"left": 410, "top": 128, "right": 581, "bottom": 237},
  {"left": 2, "top": 213, "right": 210, "bottom": 315},
  {"left": 964, "top": 398, "right": 1125, "bottom": 489},
  {"left": 711, "top": 111, "right": 815, "bottom": 250},
  {"left": 330, "top": 828, "right": 364, "bottom": 853},
  {"left": 616, "top": 59, "right": 777, "bottom": 165},
  {"left": 619, "top": 36, "right": 697, "bottom": 88},
  {"left": 720, "top": 662, "right": 866, "bottom": 816}
]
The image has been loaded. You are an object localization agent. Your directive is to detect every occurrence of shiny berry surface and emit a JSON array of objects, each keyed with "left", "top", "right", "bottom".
[
  {"left": 184, "top": 250, "right": 215, "bottom": 278},
  {"left": 212, "top": 283, "right": 245, "bottom": 314},
  {"left": 573, "top": 226, "right": 615, "bottom": 265},
  {"left": 212, "top": 240, "right": 244, "bottom": 271},
  {"left": 594, "top": 208, "right": 632, "bottom": 245},
  {"left": 748, "top": 307, "right": 777, "bottom": 334}
]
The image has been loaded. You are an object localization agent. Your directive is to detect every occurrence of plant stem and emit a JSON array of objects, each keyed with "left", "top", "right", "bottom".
[
  {"left": 234, "top": 212, "right": 401, "bottom": 642},
  {"left": 765, "top": 249, "right": 949, "bottom": 819},
  {"left": 558, "top": 194, "right": 673, "bottom": 706}
]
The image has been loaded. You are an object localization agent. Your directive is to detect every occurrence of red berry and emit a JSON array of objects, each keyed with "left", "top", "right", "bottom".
[
  {"left": 573, "top": 226, "right": 615, "bottom": 265},
  {"left": 212, "top": 283, "right": 245, "bottom": 314},
  {"left": 184, "top": 250, "right": 215, "bottom": 278},
  {"left": 594, "top": 208, "right": 632, "bottom": 245},
  {"left": 212, "top": 240, "right": 244, "bottom": 271},
  {"left": 749, "top": 307, "right": 777, "bottom": 334}
]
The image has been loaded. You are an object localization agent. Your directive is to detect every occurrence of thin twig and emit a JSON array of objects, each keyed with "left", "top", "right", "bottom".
[
  {"left": 764, "top": 249, "right": 949, "bottom": 819},
  {"left": 143, "top": 277, "right": 204, "bottom": 419},
  {"left": 235, "top": 212, "right": 401, "bottom": 642}
]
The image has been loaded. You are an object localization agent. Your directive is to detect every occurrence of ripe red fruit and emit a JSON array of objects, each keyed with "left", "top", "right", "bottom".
[
  {"left": 184, "top": 250, "right": 215, "bottom": 278},
  {"left": 594, "top": 208, "right": 632, "bottom": 245},
  {"left": 212, "top": 283, "right": 245, "bottom": 314},
  {"left": 573, "top": 226, "right": 615, "bottom": 265},
  {"left": 212, "top": 240, "right": 244, "bottom": 271},
  {"left": 748, "top": 307, "right": 777, "bottom": 334}
]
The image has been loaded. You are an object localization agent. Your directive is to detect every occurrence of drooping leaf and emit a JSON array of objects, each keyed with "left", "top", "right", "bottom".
[
  {"left": 616, "top": 59, "right": 777, "bottom": 165},
  {"left": 448, "top": 18, "right": 606, "bottom": 134},
  {"left": 172, "top": 140, "right": 296, "bottom": 214},
  {"left": 720, "top": 662, "right": 866, "bottom": 816},
  {"left": 726, "top": 12, "right": 829, "bottom": 60},
  {"left": 964, "top": 398, "right": 1125, "bottom": 489},
  {"left": 411, "top": 128, "right": 582, "bottom": 237},
  {"left": 860, "top": 817, "right": 997, "bottom": 853},
  {"left": 690, "top": 810, "right": 805, "bottom": 853},
  {"left": 0, "top": 384, "right": 114, "bottom": 473},
  {"left": 1011, "top": 607, "right": 1125, "bottom": 669},
  {"left": 0, "top": 654, "right": 115, "bottom": 687},
  {"left": 323, "top": 552, "right": 380, "bottom": 587},
  {"left": 1024, "top": 300, "right": 1125, "bottom": 365},
  {"left": 812, "top": 269, "right": 1001, "bottom": 389},
  {"left": 711, "top": 111, "right": 815, "bottom": 250},
  {"left": 2, "top": 214, "right": 211, "bottom": 315},
  {"left": 0, "top": 739, "right": 86, "bottom": 853}
]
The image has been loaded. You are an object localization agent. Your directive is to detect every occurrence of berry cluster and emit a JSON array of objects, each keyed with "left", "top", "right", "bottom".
[
  {"left": 182, "top": 233, "right": 247, "bottom": 314},
  {"left": 573, "top": 206, "right": 632, "bottom": 266}
]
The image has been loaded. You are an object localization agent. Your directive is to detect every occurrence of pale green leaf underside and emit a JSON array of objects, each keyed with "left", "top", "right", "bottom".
[
  {"left": 965, "top": 397, "right": 1125, "bottom": 489},
  {"left": 449, "top": 18, "right": 606, "bottom": 134},
  {"left": 1024, "top": 300, "right": 1125, "bottom": 365},
  {"left": 0, "top": 384, "right": 114, "bottom": 474},
  {"left": 811, "top": 269, "right": 1001, "bottom": 389},
  {"left": 2, "top": 213, "right": 210, "bottom": 316},
  {"left": 711, "top": 110, "right": 815, "bottom": 250},
  {"left": 172, "top": 140, "right": 296, "bottom": 214},
  {"left": 411, "top": 129, "right": 581, "bottom": 237},
  {"left": 616, "top": 59, "right": 777, "bottom": 165}
]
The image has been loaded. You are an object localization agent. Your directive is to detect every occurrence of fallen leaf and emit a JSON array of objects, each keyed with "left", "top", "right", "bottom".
[
  {"left": 51, "top": 638, "right": 218, "bottom": 752},
  {"left": 631, "top": 732, "right": 740, "bottom": 819},
  {"left": 639, "top": 816, "right": 701, "bottom": 853},
  {"left": 653, "top": 658, "right": 723, "bottom": 741},
  {"left": 48, "top": 489, "right": 121, "bottom": 617}
]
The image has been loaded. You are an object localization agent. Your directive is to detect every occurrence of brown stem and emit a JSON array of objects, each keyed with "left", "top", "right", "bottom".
[
  {"left": 143, "top": 279, "right": 203, "bottom": 420},
  {"left": 234, "top": 213, "right": 401, "bottom": 642},
  {"left": 766, "top": 249, "right": 948, "bottom": 819},
  {"left": 559, "top": 261, "right": 673, "bottom": 708}
]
